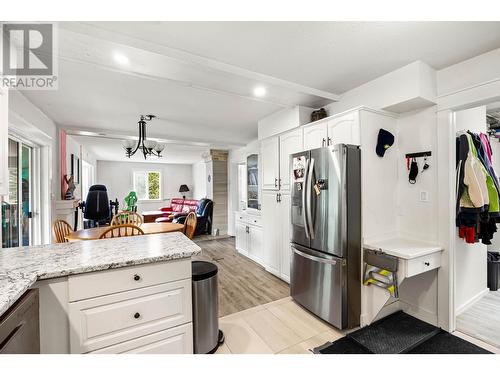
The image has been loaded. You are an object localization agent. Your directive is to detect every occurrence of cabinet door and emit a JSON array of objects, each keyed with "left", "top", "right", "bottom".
[
  {"left": 0, "top": 87, "right": 8, "bottom": 196},
  {"left": 280, "top": 193, "right": 292, "bottom": 283},
  {"left": 261, "top": 136, "right": 280, "bottom": 190},
  {"left": 248, "top": 225, "right": 263, "bottom": 263},
  {"left": 235, "top": 221, "right": 248, "bottom": 254},
  {"left": 303, "top": 122, "right": 327, "bottom": 150},
  {"left": 327, "top": 111, "right": 360, "bottom": 146},
  {"left": 262, "top": 191, "right": 280, "bottom": 276},
  {"left": 279, "top": 129, "right": 303, "bottom": 192}
]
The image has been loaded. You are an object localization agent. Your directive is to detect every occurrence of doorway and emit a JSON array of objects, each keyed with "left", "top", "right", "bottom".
[
  {"left": 1, "top": 137, "right": 36, "bottom": 248},
  {"left": 453, "top": 104, "right": 500, "bottom": 349}
]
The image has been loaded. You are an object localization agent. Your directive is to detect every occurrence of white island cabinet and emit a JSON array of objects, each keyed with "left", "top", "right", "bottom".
[
  {"left": 0, "top": 232, "right": 200, "bottom": 354},
  {"left": 67, "top": 261, "right": 193, "bottom": 354}
]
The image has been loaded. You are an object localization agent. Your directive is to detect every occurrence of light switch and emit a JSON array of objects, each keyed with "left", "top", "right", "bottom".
[{"left": 419, "top": 190, "right": 429, "bottom": 202}]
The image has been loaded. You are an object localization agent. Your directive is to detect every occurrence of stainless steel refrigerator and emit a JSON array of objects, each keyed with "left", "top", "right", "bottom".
[{"left": 290, "top": 144, "right": 361, "bottom": 329}]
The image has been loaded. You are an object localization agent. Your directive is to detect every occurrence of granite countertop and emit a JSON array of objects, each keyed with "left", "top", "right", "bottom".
[{"left": 0, "top": 232, "right": 201, "bottom": 316}]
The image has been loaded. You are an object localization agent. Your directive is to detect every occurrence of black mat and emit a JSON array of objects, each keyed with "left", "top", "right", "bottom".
[
  {"left": 408, "top": 331, "right": 491, "bottom": 354},
  {"left": 315, "top": 311, "right": 492, "bottom": 354},
  {"left": 349, "top": 311, "right": 440, "bottom": 353}
]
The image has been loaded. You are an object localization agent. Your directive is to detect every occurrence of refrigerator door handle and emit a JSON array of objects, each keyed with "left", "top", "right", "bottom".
[
  {"left": 306, "top": 157, "right": 315, "bottom": 239},
  {"left": 293, "top": 247, "right": 337, "bottom": 265},
  {"left": 302, "top": 158, "right": 310, "bottom": 239}
]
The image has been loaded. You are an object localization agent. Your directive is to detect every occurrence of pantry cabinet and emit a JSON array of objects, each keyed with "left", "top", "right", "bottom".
[
  {"left": 0, "top": 87, "right": 8, "bottom": 196},
  {"left": 262, "top": 190, "right": 291, "bottom": 282},
  {"left": 261, "top": 128, "right": 303, "bottom": 192},
  {"left": 303, "top": 111, "right": 360, "bottom": 149},
  {"left": 278, "top": 128, "right": 303, "bottom": 192},
  {"left": 261, "top": 136, "right": 280, "bottom": 190}
]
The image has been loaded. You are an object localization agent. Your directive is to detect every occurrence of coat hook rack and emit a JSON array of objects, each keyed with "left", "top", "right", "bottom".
[{"left": 405, "top": 151, "right": 431, "bottom": 159}]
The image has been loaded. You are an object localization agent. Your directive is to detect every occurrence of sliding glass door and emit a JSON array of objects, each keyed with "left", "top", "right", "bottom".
[{"left": 2, "top": 138, "right": 34, "bottom": 248}]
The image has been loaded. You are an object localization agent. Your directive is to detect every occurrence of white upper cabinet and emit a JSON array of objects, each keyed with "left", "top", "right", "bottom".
[
  {"left": 261, "top": 136, "right": 280, "bottom": 190},
  {"left": 302, "top": 110, "right": 361, "bottom": 150},
  {"left": 0, "top": 87, "right": 8, "bottom": 196},
  {"left": 327, "top": 111, "right": 360, "bottom": 146},
  {"left": 279, "top": 128, "right": 303, "bottom": 192},
  {"left": 303, "top": 122, "right": 328, "bottom": 150}
]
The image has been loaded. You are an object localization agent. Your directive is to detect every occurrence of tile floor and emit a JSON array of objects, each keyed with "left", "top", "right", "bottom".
[
  {"left": 215, "top": 296, "right": 500, "bottom": 354},
  {"left": 215, "top": 297, "right": 344, "bottom": 354}
]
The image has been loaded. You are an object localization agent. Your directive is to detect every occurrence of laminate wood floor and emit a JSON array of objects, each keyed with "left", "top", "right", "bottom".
[
  {"left": 456, "top": 290, "right": 500, "bottom": 349},
  {"left": 193, "top": 237, "right": 289, "bottom": 317}
]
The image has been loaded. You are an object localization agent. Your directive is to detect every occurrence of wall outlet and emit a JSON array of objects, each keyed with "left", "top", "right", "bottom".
[{"left": 419, "top": 190, "right": 429, "bottom": 202}]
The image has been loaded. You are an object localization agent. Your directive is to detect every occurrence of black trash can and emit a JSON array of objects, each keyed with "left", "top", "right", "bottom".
[
  {"left": 192, "top": 261, "right": 224, "bottom": 354},
  {"left": 487, "top": 251, "right": 500, "bottom": 291}
]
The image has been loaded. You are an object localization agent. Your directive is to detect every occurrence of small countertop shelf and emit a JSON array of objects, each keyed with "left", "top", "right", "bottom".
[
  {"left": 364, "top": 237, "right": 443, "bottom": 260},
  {"left": 0, "top": 232, "right": 201, "bottom": 316}
]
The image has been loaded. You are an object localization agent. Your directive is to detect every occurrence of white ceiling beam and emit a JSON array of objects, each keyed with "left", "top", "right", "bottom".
[{"left": 59, "top": 22, "right": 340, "bottom": 103}]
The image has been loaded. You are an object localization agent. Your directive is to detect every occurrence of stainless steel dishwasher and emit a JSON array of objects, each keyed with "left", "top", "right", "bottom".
[{"left": 0, "top": 289, "right": 40, "bottom": 354}]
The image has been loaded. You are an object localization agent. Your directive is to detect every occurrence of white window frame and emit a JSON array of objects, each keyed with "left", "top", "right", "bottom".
[{"left": 133, "top": 170, "right": 162, "bottom": 202}]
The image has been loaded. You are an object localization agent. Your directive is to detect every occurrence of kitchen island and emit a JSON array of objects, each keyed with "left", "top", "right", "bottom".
[{"left": 0, "top": 232, "right": 201, "bottom": 354}]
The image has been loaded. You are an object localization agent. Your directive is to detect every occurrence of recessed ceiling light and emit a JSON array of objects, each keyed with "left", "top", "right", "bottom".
[
  {"left": 253, "top": 86, "right": 266, "bottom": 97},
  {"left": 113, "top": 52, "right": 129, "bottom": 66}
]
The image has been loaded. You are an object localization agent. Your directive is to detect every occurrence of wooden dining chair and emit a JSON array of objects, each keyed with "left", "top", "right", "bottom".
[
  {"left": 99, "top": 224, "right": 144, "bottom": 239},
  {"left": 183, "top": 212, "right": 197, "bottom": 240},
  {"left": 52, "top": 220, "right": 73, "bottom": 243},
  {"left": 111, "top": 211, "right": 143, "bottom": 226}
]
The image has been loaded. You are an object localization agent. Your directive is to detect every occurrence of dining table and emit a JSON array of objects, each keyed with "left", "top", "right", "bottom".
[{"left": 65, "top": 222, "right": 185, "bottom": 242}]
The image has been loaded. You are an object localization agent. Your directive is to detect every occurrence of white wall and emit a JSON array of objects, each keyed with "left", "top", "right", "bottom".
[
  {"left": 96, "top": 160, "right": 193, "bottom": 213},
  {"left": 192, "top": 161, "right": 207, "bottom": 200},
  {"left": 396, "top": 106, "right": 439, "bottom": 242}
]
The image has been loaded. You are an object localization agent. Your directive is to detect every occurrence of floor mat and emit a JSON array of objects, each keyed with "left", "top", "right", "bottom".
[
  {"left": 314, "top": 311, "right": 492, "bottom": 354},
  {"left": 408, "top": 331, "right": 491, "bottom": 354},
  {"left": 349, "top": 311, "right": 440, "bottom": 353}
]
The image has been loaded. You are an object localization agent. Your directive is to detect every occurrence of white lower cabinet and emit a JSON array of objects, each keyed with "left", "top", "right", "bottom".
[
  {"left": 235, "top": 212, "right": 263, "bottom": 264},
  {"left": 89, "top": 323, "right": 193, "bottom": 354},
  {"left": 262, "top": 191, "right": 291, "bottom": 282},
  {"left": 66, "top": 261, "right": 193, "bottom": 354}
]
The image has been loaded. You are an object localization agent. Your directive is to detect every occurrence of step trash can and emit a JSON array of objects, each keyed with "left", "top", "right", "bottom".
[
  {"left": 487, "top": 251, "right": 500, "bottom": 291},
  {"left": 192, "top": 261, "right": 224, "bottom": 354}
]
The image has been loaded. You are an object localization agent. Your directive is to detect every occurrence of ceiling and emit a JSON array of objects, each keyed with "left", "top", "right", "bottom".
[
  {"left": 20, "top": 21, "right": 500, "bottom": 164},
  {"left": 76, "top": 21, "right": 500, "bottom": 93}
]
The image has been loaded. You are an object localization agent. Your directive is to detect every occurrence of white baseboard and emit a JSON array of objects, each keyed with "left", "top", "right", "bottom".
[
  {"left": 400, "top": 301, "right": 438, "bottom": 326},
  {"left": 456, "top": 288, "right": 489, "bottom": 316}
]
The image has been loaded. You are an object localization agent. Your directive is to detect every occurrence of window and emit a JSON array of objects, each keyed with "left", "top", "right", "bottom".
[{"left": 133, "top": 171, "right": 161, "bottom": 200}]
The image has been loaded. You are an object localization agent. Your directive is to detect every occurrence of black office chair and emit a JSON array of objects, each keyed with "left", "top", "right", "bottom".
[
  {"left": 79, "top": 185, "right": 119, "bottom": 229},
  {"left": 174, "top": 199, "right": 213, "bottom": 236}
]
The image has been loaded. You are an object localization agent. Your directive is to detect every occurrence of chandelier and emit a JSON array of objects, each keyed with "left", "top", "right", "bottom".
[{"left": 122, "top": 115, "right": 166, "bottom": 159}]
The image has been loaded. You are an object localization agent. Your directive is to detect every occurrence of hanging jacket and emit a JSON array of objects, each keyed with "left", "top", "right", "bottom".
[
  {"left": 457, "top": 133, "right": 489, "bottom": 210},
  {"left": 469, "top": 132, "right": 500, "bottom": 215}
]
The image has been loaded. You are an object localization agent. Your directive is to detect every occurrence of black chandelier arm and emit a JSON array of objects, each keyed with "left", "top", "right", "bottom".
[{"left": 128, "top": 122, "right": 143, "bottom": 157}]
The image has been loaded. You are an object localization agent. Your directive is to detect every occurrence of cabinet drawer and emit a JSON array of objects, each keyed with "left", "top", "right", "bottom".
[
  {"left": 69, "top": 279, "right": 191, "bottom": 353},
  {"left": 235, "top": 212, "right": 247, "bottom": 224},
  {"left": 68, "top": 259, "right": 191, "bottom": 302},
  {"left": 89, "top": 323, "right": 193, "bottom": 354},
  {"left": 247, "top": 216, "right": 262, "bottom": 227},
  {"left": 405, "top": 252, "right": 441, "bottom": 278}
]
